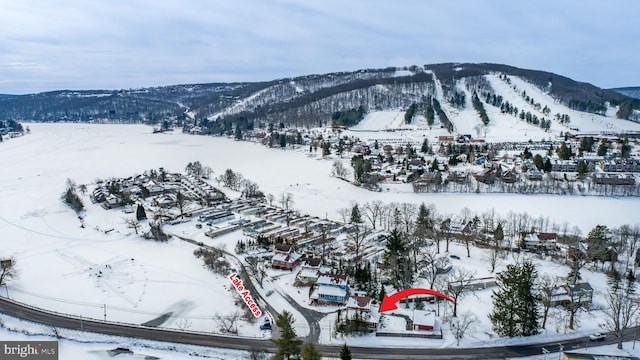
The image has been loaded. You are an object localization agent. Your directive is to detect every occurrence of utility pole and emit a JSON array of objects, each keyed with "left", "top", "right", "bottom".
[
  {"left": 103, "top": 304, "right": 107, "bottom": 321},
  {"left": 558, "top": 343, "right": 564, "bottom": 360}
]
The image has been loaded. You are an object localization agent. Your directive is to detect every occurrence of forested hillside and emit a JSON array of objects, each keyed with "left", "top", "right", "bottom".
[{"left": 1, "top": 63, "right": 638, "bottom": 128}]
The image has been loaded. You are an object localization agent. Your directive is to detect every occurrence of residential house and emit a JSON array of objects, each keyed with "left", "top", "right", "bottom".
[
  {"left": 102, "top": 194, "right": 121, "bottom": 209},
  {"left": 474, "top": 168, "right": 495, "bottom": 184},
  {"left": 551, "top": 282, "right": 594, "bottom": 309},
  {"left": 296, "top": 258, "right": 321, "bottom": 285},
  {"left": 311, "top": 273, "right": 349, "bottom": 304},
  {"left": 342, "top": 294, "right": 379, "bottom": 331},
  {"left": 501, "top": 169, "right": 518, "bottom": 183},
  {"left": 271, "top": 243, "right": 302, "bottom": 270},
  {"left": 143, "top": 180, "right": 164, "bottom": 197},
  {"left": 526, "top": 168, "right": 543, "bottom": 181},
  {"left": 412, "top": 309, "right": 436, "bottom": 331},
  {"left": 593, "top": 173, "right": 635, "bottom": 186},
  {"left": 518, "top": 230, "right": 558, "bottom": 251}
]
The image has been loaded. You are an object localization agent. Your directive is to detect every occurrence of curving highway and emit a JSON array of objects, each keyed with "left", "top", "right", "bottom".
[{"left": 1, "top": 295, "right": 636, "bottom": 359}]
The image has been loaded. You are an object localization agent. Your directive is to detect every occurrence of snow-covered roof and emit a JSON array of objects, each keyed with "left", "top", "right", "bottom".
[
  {"left": 317, "top": 273, "right": 348, "bottom": 287},
  {"left": 272, "top": 251, "right": 302, "bottom": 264},
  {"left": 298, "top": 268, "right": 319, "bottom": 280},
  {"left": 313, "top": 285, "right": 348, "bottom": 298},
  {"left": 413, "top": 309, "right": 435, "bottom": 327}
]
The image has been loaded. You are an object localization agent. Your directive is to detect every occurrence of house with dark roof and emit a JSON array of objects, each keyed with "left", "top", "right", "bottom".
[
  {"left": 518, "top": 229, "right": 558, "bottom": 251},
  {"left": 271, "top": 243, "right": 302, "bottom": 270},
  {"left": 342, "top": 294, "right": 379, "bottom": 331}
]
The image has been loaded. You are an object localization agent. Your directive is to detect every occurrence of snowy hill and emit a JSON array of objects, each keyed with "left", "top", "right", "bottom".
[
  {"left": 1, "top": 63, "right": 639, "bottom": 135},
  {"left": 613, "top": 86, "right": 640, "bottom": 100}
]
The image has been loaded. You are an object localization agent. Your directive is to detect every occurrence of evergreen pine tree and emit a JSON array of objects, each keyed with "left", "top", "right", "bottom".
[
  {"left": 556, "top": 142, "right": 571, "bottom": 160},
  {"left": 272, "top": 311, "right": 303, "bottom": 360},
  {"left": 489, "top": 261, "right": 540, "bottom": 337},
  {"left": 414, "top": 203, "right": 432, "bottom": 239},
  {"left": 383, "top": 229, "right": 413, "bottom": 290},
  {"left": 300, "top": 343, "right": 322, "bottom": 360},
  {"left": 350, "top": 204, "right": 362, "bottom": 224},
  {"left": 421, "top": 138, "right": 430, "bottom": 154},
  {"left": 494, "top": 223, "right": 504, "bottom": 242},
  {"left": 136, "top": 204, "right": 147, "bottom": 220},
  {"left": 339, "top": 343, "right": 352, "bottom": 360},
  {"left": 322, "top": 142, "right": 331, "bottom": 156},
  {"left": 576, "top": 160, "right": 589, "bottom": 180},
  {"left": 597, "top": 140, "right": 609, "bottom": 156}
]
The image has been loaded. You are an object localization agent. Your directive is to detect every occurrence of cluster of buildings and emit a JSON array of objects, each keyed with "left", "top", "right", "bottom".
[{"left": 91, "top": 172, "right": 226, "bottom": 215}]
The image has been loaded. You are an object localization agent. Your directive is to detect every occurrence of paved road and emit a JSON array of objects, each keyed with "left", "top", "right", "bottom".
[
  {"left": 2, "top": 295, "right": 637, "bottom": 359},
  {"left": 170, "top": 230, "right": 327, "bottom": 342}
]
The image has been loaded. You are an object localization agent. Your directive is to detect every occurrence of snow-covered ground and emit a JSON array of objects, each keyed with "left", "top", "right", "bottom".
[
  {"left": 0, "top": 313, "right": 251, "bottom": 359},
  {"left": 347, "top": 73, "right": 640, "bottom": 145},
  {"left": 2, "top": 123, "right": 640, "bottom": 357}
]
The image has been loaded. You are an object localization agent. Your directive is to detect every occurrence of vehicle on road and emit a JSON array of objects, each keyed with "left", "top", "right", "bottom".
[
  {"left": 260, "top": 319, "right": 272, "bottom": 330},
  {"left": 589, "top": 332, "right": 606, "bottom": 341}
]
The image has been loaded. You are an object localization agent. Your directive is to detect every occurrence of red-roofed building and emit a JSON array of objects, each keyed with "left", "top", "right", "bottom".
[
  {"left": 271, "top": 243, "right": 302, "bottom": 270},
  {"left": 343, "top": 294, "right": 379, "bottom": 331}
]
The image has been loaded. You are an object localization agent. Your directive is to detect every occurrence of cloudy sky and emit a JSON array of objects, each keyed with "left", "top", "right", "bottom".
[{"left": 1, "top": 0, "right": 638, "bottom": 94}]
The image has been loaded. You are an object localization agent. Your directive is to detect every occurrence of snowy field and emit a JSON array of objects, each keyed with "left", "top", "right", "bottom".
[{"left": 1, "top": 123, "right": 640, "bottom": 358}]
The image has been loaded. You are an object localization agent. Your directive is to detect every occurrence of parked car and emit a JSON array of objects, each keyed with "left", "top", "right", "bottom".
[
  {"left": 450, "top": 254, "right": 461, "bottom": 260},
  {"left": 260, "top": 319, "right": 272, "bottom": 330},
  {"left": 589, "top": 332, "right": 606, "bottom": 341}
]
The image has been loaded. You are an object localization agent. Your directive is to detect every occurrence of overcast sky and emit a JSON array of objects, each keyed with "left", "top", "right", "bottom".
[{"left": 1, "top": 0, "right": 638, "bottom": 94}]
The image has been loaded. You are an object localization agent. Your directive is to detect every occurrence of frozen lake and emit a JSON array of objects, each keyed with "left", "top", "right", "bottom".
[{"left": 2, "top": 122, "right": 638, "bottom": 232}]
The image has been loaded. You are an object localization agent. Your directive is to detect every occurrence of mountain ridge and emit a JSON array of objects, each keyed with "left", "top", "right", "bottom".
[{"left": 0, "top": 63, "right": 638, "bottom": 126}]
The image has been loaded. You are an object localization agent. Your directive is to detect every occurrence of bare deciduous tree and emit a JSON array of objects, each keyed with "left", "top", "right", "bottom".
[
  {"left": 337, "top": 207, "right": 351, "bottom": 224},
  {"left": 176, "top": 318, "right": 192, "bottom": 331},
  {"left": 485, "top": 245, "right": 501, "bottom": 274},
  {"left": 450, "top": 312, "right": 477, "bottom": 346},
  {"left": 362, "top": 200, "right": 384, "bottom": 230},
  {"left": 445, "top": 268, "right": 476, "bottom": 317},
  {"left": 280, "top": 192, "right": 294, "bottom": 211},
  {"left": 603, "top": 270, "right": 639, "bottom": 349},
  {"left": 0, "top": 257, "right": 18, "bottom": 287},
  {"left": 146, "top": 221, "right": 170, "bottom": 241},
  {"left": 537, "top": 274, "right": 558, "bottom": 329},
  {"left": 124, "top": 217, "right": 141, "bottom": 235},
  {"left": 215, "top": 312, "right": 240, "bottom": 334},
  {"left": 398, "top": 203, "right": 417, "bottom": 234},
  {"left": 331, "top": 160, "right": 348, "bottom": 179},
  {"left": 176, "top": 190, "right": 187, "bottom": 218}
]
